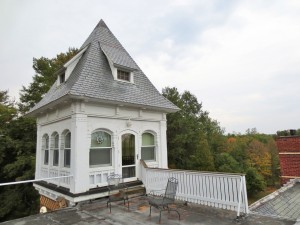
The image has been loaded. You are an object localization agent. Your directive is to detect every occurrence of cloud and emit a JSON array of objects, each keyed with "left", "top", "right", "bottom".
[
  {"left": 1, "top": 0, "right": 300, "bottom": 133},
  {"left": 136, "top": 0, "right": 300, "bottom": 133}
]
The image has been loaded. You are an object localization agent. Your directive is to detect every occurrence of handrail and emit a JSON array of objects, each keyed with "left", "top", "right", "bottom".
[
  {"left": 140, "top": 159, "right": 148, "bottom": 168},
  {"left": 0, "top": 175, "right": 74, "bottom": 187},
  {"left": 140, "top": 159, "right": 245, "bottom": 177}
]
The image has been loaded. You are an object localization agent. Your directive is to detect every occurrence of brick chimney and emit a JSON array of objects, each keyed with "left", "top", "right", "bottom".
[{"left": 276, "top": 130, "right": 300, "bottom": 185}]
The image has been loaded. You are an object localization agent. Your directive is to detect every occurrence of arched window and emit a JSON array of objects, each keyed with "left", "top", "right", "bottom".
[
  {"left": 90, "top": 130, "right": 112, "bottom": 167},
  {"left": 42, "top": 134, "right": 49, "bottom": 165},
  {"left": 141, "top": 133, "right": 155, "bottom": 161},
  {"left": 51, "top": 132, "right": 59, "bottom": 166},
  {"left": 64, "top": 132, "right": 71, "bottom": 167}
]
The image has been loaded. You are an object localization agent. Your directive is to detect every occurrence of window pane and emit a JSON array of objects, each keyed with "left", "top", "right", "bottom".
[
  {"left": 91, "top": 131, "right": 111, "bottom": 147},
  {"left": 53, "top": 150, "right": 59, "bottom": 166},
  {"left": 44, "top": 150, "right": 49, "bottom": 165},
  {"left": 45, "top": 136, "right": 49, "bottom": 149},
  {"left": 141, "top": 147, "right": 155, "bottom": 161},
  {"left": 54, "top": 135, "right": 59, "bottom": 148},
  {"left": 122, "top": 166, "right": 135, "bottom": 178},
  {"left": 122, "top": 134, "right": 135, "bottom": 166},
  {"left": 64, "top": 149, "right": 71, "bottom": 167},
  {"left": 89, "top": 148, "right": 111, "bottom": 166},
  {"left": 142, "top": 133, "right": 154, "bottom": 146},
  {"left": 65, "top": 133, "right": 71, "bottom": 148},
  {"left": 60, "top": 73, "right": 65, "bottom": 83},
  {"left": 117, "top": 70, "right": 130, "bottom": 81}
]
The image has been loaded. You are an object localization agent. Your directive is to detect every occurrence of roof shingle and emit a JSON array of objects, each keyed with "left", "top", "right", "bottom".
[{"left": 28, "top": 19, "right": 179, "bottom": 115}]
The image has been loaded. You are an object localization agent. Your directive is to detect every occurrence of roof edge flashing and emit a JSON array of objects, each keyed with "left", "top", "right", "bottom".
[
  {"left": 64, "top": 45, "right": 89, "bottom": 68},
  {"left": 69, "top": 94, "right": 179, "bottom": 113},
  {"left": 63, "top": 45, "right": 89, "bottom": 82}
]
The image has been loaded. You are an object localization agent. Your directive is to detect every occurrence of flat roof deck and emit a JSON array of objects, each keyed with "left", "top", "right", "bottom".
[{"left": 1, "top": 196, "right": 296, "bottom": 225}]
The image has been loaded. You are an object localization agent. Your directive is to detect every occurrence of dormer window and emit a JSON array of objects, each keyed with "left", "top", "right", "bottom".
[
  {"left": 56, "top": 68, "right": 66, "bottom": 86},
  {"left": 100, "top": 46, "right": 135, "bottom": 84},
  {"left": 59, "top": 73, "right": 65, "bottom": 84},
  {"left": 117, "top": 70, "right": 130, "bottom": 82}
]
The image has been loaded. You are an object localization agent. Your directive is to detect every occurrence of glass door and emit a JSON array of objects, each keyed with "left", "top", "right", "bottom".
[{"left": 121, "top": 134, "right": 136, "bottom": 178}]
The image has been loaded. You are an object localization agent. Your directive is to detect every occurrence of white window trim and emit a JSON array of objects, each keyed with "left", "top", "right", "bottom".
[
  {"left": 141, "top": 132, "right": 156, "bottom": 162},
  {"left": 63, "top": 132, "right": 71, "bottom": 168},
  {"left": 51, "top": 133, "right": 59, "bottom": 167},
  {"left": 89, "top": 130, "right": 113, "bottom": 168},
  {"left": 43, "top": 135, "right": 49, "bottom": 165}
]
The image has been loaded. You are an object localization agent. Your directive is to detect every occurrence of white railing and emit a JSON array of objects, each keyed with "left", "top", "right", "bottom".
[
  {"left": 40, "top": 167, "right": 72, "bottom": 188},
  {"left": 89, "top": 168, "right": 115, "bottom": 188},
  {"left": 140, "top": 160, "right": 249, "bottom": 217}
]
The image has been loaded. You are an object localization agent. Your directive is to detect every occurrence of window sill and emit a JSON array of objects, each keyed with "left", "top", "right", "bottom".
[
  {"left": 116, "top": 79, "right": 135, "bottom": 85},
  {"left": 89, "top": 165, "right": 113, "bottom": 171}
]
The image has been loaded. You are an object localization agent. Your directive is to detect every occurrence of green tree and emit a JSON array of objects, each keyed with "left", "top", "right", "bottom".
[
  {"left": 267, "top": 139, "right": 280, "bottom": 186},
  {"left": 1, "top": 48, "right": 79, "bottom": 221},
  {"left": 0, "top": 91, "right": 39, "bottom": 222},
  {"left": 189, "top": 133, "right": 215, "bottom": 171},
  {"left": 215, "top": 153, "right": 241, "bottom": 173},
  {"left": 19, "top": 48, "right": 78, "bottom": 113},
  {"left": 226, "top": 132, "right": 280, "bottom": 194},
  {"left": 246, "top": 167, "right": 266, "bottom": 196},
  {"left": 162, "top": 87, "right": 219, "bottom": 171},
  {"left": 0, "top": 90, "right": 17, "bottom": 134},
  {"left": 246, "top": 140, "right": 272, "bottom": 181}
]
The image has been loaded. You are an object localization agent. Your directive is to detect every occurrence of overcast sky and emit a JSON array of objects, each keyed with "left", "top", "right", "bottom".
[{"left": 1, "top": 0, "right": 300, "bottom": 134}]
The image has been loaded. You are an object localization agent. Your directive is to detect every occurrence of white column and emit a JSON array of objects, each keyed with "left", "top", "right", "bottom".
[
  {"left": 160, "top": 118, "right": 168, "bottom": 169},
  {"left": 70, "top": 103, "right": 89, "bottom": 193},
  {"left": 113, "top": 130, "right": 120, "bottom": 175},
  {"left": 35, "top": 121, "right": 42, "bottom": 179}
]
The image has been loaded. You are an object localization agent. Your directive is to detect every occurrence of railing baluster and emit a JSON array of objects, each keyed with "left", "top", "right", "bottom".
[{"left": 140, "top": 161, "right": 248, "bottom": 217}]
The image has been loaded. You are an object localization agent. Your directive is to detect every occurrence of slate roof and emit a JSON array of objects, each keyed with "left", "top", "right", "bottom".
[
  {"left": 250, "top": 179, "right": 300, "bottom": 221},
  {"left": 28, "top": 20, "right": 179, "bottom": 115}
]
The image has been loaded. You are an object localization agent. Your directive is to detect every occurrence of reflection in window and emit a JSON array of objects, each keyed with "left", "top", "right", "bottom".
[
  {"left": 42, "top": 134, "right": 49, "bottom": 165},
  {"left": 52, "top": 132, "right": 59, "bottom": 166},
  {"left": 90, "top": 131, "right": 112, "bottom": 167},
  {"left": 64, "top": 132, "right": 71, "bottom": 167},
  {"left": 122, "top": 133, "right": 135, "bottom": 178},
  {"left": 141, "top": 133, "right": 155, "bottom": 161}
]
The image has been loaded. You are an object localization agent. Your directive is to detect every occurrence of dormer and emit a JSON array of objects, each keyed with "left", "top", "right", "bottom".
[
  {"left": 100, "top": 43, "right": 137, "bottom": 84},
  {"left": 56, "top": 46, "right": 89, "bottom": 86},
  {"left": 55, "top": 67, "right": 67, "bottom": 85}
]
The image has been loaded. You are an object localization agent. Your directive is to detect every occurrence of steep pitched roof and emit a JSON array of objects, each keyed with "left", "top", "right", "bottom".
[{"left": 28, "top": 19, "right": 179, "bottom": 115}]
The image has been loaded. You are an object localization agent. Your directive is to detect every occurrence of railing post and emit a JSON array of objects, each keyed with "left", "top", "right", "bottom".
[
  {"left": 140, "top": 160, "right": 148, "bottom": 193},
  {"left": 242, "top": 175, "right": 249, "bottom": 214},
  {"left": 236, "top": 176, "right": 243, "bottom": 217}
]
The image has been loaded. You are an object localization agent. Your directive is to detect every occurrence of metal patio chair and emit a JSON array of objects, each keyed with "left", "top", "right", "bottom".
[
  {"left": 147, "top": 177, "right": 180, "bottom": 222},
  {"left": 107, "top": 174, "right": 129, "bottom": 213}
]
